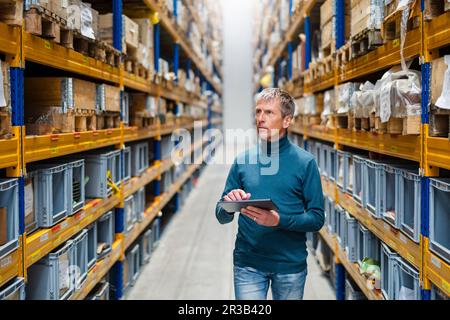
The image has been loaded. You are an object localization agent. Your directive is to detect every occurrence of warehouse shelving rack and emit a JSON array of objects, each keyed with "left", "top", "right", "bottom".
[
  {"left": 0, "top": 0, "right": 222, "bottom": 299},
  {"left": 255, "top": 0, "right": 450, "bottom": 300}
]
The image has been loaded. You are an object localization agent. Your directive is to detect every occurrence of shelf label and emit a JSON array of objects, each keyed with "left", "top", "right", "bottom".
[
  {"left": 50, "top": 147, "right": 58, "bottom": 154},
  {"left": 0, "top": 256, "right": 12, "bottom": 268},
  {"left": 83, "top": 56, "right": 88, "bottom": 65},
  {"left": 40, "top": 233, "right": 49, "bottom": 243},
  {"left": 443, "top": 280, "right": 450, "bottom": 294},
  {"left": 44, "top": 41, "right": 52, "bottom": 50},
  {"left": 431, "top": 255, "right": 441, "bottom": 269},
  {"left": 61, "top": 221, "right": 69, "bottom": 230},
  {"left": 393, "top": 39, "right": 400, "bottom": 48}
]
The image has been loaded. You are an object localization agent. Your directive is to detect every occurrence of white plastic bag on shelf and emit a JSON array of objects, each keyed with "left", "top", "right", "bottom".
[
  {"left": 352, "top": 81, "right": 375, "bottom": 118},
  {"left": 436, "top": 55, "right": 450, "bottom": 110},
  {"left": 337, "top": 83, "right": 360, "bottom": 114},
  {"left": 379, "top": 66, "right": 421, "bottom": 123}
]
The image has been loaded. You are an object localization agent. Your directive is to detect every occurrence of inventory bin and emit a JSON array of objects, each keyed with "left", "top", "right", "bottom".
[
  {"left": 28, "top": 164, "right": 69, "bottom": 228},
  {"left": 124, "top": 146, "right": 131, "bottom": 182},
  {"left": 319, "top": 144, "right": 328, "bottom": 178},
  {"left": 87, "top": 281, "right": 110, "bottom": 300},
  {"left": 327, "top": 146, "right": 337, "bottom": 182},
  {"left": 363, "top": 159, "right": 383, "bottom": 218},
  {"left": 73, "top": 229, "right": 88, "bottom": 289},
  {"left": 27, "top": 240, "right": 75, "bottom": 300},
  {"left": 79, "top": 149, "right": 123, "bottom": 198},
  {"left": 86, "top": 223, "right": 97, "bottom": 270},
  {"left": 24, "top": 173, "right": 38, "bottom": 234},
  {"left": 124, "top": 195, "right": 136, "bottom": 233},
  {"left": 336, "top": 151, "right": 348, "bottom": 191},
  {"left": 336, "top": 205, "right": 346, "bottom": 248},
  {"left": 131, "top": 142, "right": 149, "bottom": 177},
  {"left": 140, "top": 228, "right": 153, "bottom": 266},
  {"left": 324, "top": 196, "right": 331, "bottom": 232},
  {"left": 397, "top": 169, "right": 421, "bottom": 243},
  {"left": 97, "top": 211, "right": 114, "bottom": 259},
  {"left": 381, "top": 163, "right": 401, "bottom": 228},
  {"left": 393, "top": 257, "right": 420, "bottom": 300},
  {"left": 152, "top": 217, "right": 161, "bottom": 248},
  {"left": 161, "top": 135, "right": 174, "bottom": 160},
  {"left": 134, "top": 187, "right": 145, "bottom": 222},
  {"left": 344, "top": 153, "right": 354, "bottom": 195},
  {"left": 0, "top": 179, "right": 19, "bottom": 259},
  {"left": 381, "top": 242, "right": 399, "bottom": 300},
  {"left": 66, "top": 160, "right": 85, "bottom": 216},
  {"left": 127, "top": 244, "right": 141, "bottom": 287},
  {"left": 0, "top": 278, "right": 25, "bottom": 300},
  {"left": 345, "top": 212, "right": 358, "bottom": 263},
  {"left": 429, "top": 178, "right": 450, "bottom": 263},
  {"left": 123, "top": 250, "right": 130, "bottom": 291},
  {"left": 431, "top": 285, "right": 449, "bottom": 300},
  {"left": 357, "top": 224, "right": 380, "bottom": 265},
  {"left": 352, "top": 155, "right": 366, "bottom": 205},
  {"left": 345, "top": 278, "right": 366, "bottom": 300}
]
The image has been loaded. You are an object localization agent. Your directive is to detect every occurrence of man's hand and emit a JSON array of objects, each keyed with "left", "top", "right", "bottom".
[
  {"left": 223, "top": 189, "right": 251, "bottom": 201},
  {"left": 241, "top": 206, "right": 280, "bottom": 227}
]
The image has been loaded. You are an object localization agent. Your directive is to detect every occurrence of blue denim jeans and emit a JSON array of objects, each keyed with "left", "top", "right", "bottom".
[{"left": 234, "top": 265, "right": 307, "bottom": 300}]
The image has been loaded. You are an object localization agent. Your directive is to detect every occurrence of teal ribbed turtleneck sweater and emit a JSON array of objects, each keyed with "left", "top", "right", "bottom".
[{"left": 215, "top": 134, "right": 324, "bottom": 274}]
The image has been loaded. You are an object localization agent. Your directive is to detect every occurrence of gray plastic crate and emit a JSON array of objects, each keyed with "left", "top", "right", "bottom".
[
  {"left": 393, "top": 257, "right": 420, "bottom": 300},
  {"left": 124, "top": 195, "right": 135, "bottom": 233},
  {"left": 127, "top": 244, "right": 140, "bottom": 286},
  {"left": 324, "top": 196, "right": 331, "bottom": 233},
  {"left": 0, "top": 179, "right": 19, "bottom": 259},
  {"left": 0, "top": 278, "right": 25, "bottom": 300},
  {"left": 336, "top": 151, "right": 346, "bottom": 190},
  {"left": 123, "top": 250, "right": 130, "bottom": 291},
  {"left": 336, "top": 205, "right": 345, "bottom": 248},
  {"left": 319, "top": 144, "right": 328, "bottom": 178},
  {"left": 345, "top": 278, "right": 366, "bottom": 300},
  {"left": 363, "top": 159, "right": 383, "bottom": 218},
  {"left": 327, "top": 146, "right": 337, "bottom": 182},
  {"left": 397, "top": 169, "right": 421, "bottom": 243},
  {"left": 123, "top": 92, "right": 129, "bottom": 125},
  {"left": 88, "top": 281, "right": 110, "bottom": 300},
  {"left": 24, "top": 173, "right": 38, "bottom": 235},
  {"left": 124, "top": 146, "right": 131, "bottom": 182},
  {"left": 161, "top": 135, "right": 174, "bottom": 160},
  {"left": 29, "top": 164, "right": 69, "bottom": 228},
  {"left": 27, "top": 240, "right": 75, "bottom": 300},
  {"left": 381, "top": 242, "right": 398, "bottom": 300},
  {"left": 73, "top": 229, "right": 88, "bottom": 289},
  {"left": 79, "top": 149, "right": 122, "bottom": 199},
  {"left": 429, "top": 178, "right": 450, "bottom": 264},
  {"left": 67, "top": 160, "right": 85, "bottom": 216},
  {"left": 140, "top": 228, "right": 153, "bottom": 266},
  {"left": 152, "top": 217, "right": 161, "bottom": 248},
  {"left": 381, "top": 164, "right": 401, "bottom": 228},
  {"left": 134, "top": 187, "right": 146, "bottom": 222},
  {"left": 357, "top": 224, "right": 380, "bottom": 265},
  {"left": 352, "top": 155, "right": 366, "bottom": 205},
  {"left": 131, "top": 142, "right": 149, "bottom": 177},
  {"left": 86, "top": 223, "right": 97, "bottom": 270},
  {"left": 97, "top": 211, "right": 113, "bottom": 259},
  {"left": 431, "top": 285, "right": 449, "bottom": 300},
  {"left": 345, "top": 212, "right": 358, "bottom": 263},
  {"left": 344, "top": 153, "right": 354, "bottom": 195}
]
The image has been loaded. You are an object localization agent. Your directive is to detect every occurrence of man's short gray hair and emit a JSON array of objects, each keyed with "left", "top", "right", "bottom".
[{"left": 255, "top": 88, "right": 295, "bottom": 118}]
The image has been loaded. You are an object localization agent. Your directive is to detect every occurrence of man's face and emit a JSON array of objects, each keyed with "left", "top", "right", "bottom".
[{"left": 255, "top": 99, "right": 291, "bottom": 141}]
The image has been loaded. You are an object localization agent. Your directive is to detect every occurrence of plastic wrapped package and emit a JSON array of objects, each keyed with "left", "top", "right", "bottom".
[
  {"left": 378, "top": 67, "right": 421, "bottom": 123},
  {"left": 337, "top": 83, "right": 360, "bottom": 114},
  {"left": 358, "top": 81, "right": 376, "bottom": 118},
  {"left": 322, "top": 89, "right": 335, "bottom": 121},
  {"left": 304, "top": 95, "right": 316, "bottom": 115}
]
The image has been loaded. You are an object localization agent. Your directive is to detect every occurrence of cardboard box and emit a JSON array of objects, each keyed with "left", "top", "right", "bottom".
[
  {"left": 321, "top": 18, "right": 334, "bottom": 50},
  {"left": 99, "top": 14, "right": 139, "bottom": 53},
  {"left": 350, "top": 0, "right": 384, "bottom": 37},
  {"left": 51, "top": 0, "right": 68, "bottom": 20},
  {"left": 321, "top": 0, "right": 334, "bottom": 26},
  {"left": 66, "top": 0, "right": 98, "bottom": 39},
  {"left": 0, "top": 0, "right": 24, "bottom": 25},
  {"left": 431, "top": 56, "right": 450, "bottom": 107},
  {"left": 132, "top": 18, "right": 153, "bottom": 48},
  {"left": 96, "top": 84, "right": 121, "bottom": 113},
  {"left": 25, "top": 77, "right": 97, "bottom": 114}
]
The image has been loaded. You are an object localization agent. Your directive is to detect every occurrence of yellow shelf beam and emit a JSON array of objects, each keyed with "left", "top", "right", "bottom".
[
  {"left": 25, "top": 195, "right": 121, "bottom": 268},
  {"left": 427, "top": 137, "right": 450, "bottom": 171},
  {"left": 0, "top": 138, "right": 19, "bottom": 170},
  {"left": 426, "top": 11, "right": 450, "bottom": 52},
  {"left": 426, "top": 251, "right": 450, "bottom": 297},
  {"left": 319, "top": 228, "right": 384, "bottom": 300},
  {"left": 24, "top": 33, "right": 120, "bottom": 84},
  {"left": 0, "top": 246, "right": 22, "bottom": 288},
  {"left": 143, "top": 0, "right": 222, "bottom": 95},
  {"left": 0, "top": 23, "right": 19, "bottom": 55}
]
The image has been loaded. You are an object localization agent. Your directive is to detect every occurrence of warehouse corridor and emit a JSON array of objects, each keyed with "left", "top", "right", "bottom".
[{"left": 127, "top": 145, "right": 335, "bottom": 300}]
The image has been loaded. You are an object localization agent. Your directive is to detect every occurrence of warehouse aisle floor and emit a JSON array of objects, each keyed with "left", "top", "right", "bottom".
[{"left": 127, "top": 146, "right": 335, "bottom": 300}]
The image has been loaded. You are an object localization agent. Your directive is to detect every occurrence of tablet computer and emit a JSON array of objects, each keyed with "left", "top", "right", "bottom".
[{"left": 217, "top": 199, "right": 278, "bottom": 213}]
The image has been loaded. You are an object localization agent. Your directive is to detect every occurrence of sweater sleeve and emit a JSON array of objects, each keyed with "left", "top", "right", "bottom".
[
  {"left": 215, "top": 159, "right": 241, "bottom": 224},
  {"left": 277, "top": 158, "right": 325, "bottom": 232}
]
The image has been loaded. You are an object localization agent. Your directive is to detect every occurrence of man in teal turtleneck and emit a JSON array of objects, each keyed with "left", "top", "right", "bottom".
[{"left": 215, "top": 88, "right": 324, "bottom": 300}]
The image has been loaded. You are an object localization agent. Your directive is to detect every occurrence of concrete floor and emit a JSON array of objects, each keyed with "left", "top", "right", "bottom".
[{"left": 127, "top": 152, "right": 335, "bottom": 300}]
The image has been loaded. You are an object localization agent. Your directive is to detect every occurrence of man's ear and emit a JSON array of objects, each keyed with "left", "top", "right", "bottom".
[{"left": 283, "top": 116, "right": 292, "bottom": 129}]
